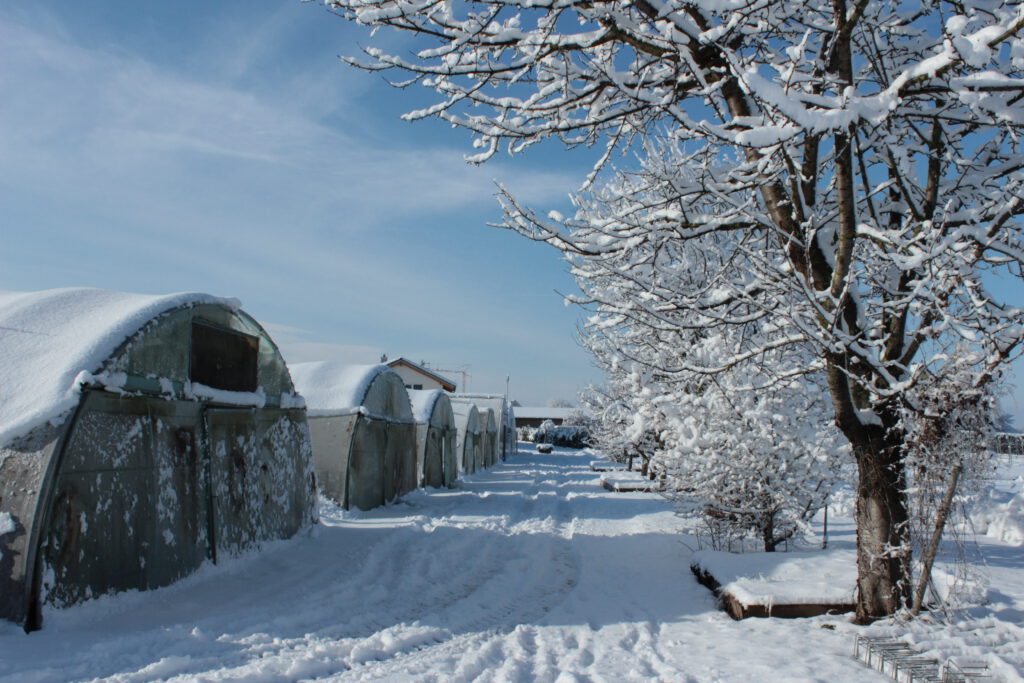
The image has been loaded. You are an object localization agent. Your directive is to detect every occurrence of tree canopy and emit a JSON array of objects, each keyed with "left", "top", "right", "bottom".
[{"left": 326, "top": 0, "right": 1024, "bottom": 620}]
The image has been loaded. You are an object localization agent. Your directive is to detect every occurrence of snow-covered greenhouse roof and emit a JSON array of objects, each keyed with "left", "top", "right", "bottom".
[
  {"left": 0, "top": 287, "right": 239, "bottom": 448},
  {"left": 450, "top": 400, "right": 481, "bottom": 435},
  {"left": 408, "top": 389, "right": 444, "bottom": 424},
  {"left": 291, "top": 362, "right": 414, "bottom": 423}
]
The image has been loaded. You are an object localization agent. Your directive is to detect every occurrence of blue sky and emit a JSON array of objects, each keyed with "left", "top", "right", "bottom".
[
  {"left": 3, "top": 1, "right": 1024, "bottom": 423},
  {"left": 0, "top": 0, "right": 605, "bottom": 406}
]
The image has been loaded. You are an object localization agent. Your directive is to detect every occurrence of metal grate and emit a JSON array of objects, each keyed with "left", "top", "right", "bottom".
[{"left": 853, "top": 636, "right": 990, "bottom": 683}]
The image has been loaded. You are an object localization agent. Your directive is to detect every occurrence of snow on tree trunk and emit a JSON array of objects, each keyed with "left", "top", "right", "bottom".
[{"left": 849, "top": 421, "right": 911, "bottom": 623}]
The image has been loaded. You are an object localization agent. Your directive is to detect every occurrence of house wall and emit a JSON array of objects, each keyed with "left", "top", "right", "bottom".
[{"left": 389, "top": 365, "right": 448, "bottom": 392}]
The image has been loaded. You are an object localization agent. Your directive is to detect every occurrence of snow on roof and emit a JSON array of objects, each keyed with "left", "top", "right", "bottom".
[
  {"left": 450, "top": 400, "right": 480, "bottom": 434},
  {"left": 386, "top": 358, "right": 456, "bottom": 390},
  {"left": 0, "top": 287, "right": 239, "bottom": 448},
  {"left": 290, "top": 362, "right": 393, "bottom": 417},
  {"left": 407, "top": 389, "right": 443, "bottom": 424}
]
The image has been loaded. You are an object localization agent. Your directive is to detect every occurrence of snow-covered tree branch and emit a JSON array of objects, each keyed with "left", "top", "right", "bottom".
[{"left": 325, "top": 0, "right": 1024, "bottom": 621}]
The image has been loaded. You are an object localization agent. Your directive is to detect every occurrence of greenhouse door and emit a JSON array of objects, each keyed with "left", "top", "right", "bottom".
[{"left": 202, "top": 407, "right": 262, "bottom": 562}]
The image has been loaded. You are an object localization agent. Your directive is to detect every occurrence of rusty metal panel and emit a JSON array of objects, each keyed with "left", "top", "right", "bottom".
[
  {"left": 204, "top": 407, "right": 315, "bottom": 558},
  {"left": 253, "top": 409, "right": 315, "bottom": 540},
  {"left": 0, "top": 425, "right": 63, "bottom": 626},
  {"left": 348, "top": 419, "right": 386, "bottom": 511},
  {"left": 39, "top": 393, "right": 208, "bottom": 608},
  {"left": 308, "top": 415, "right": 355, "bottom": 507},
  {"left": 421, "top": 424, "right": 445, "bottom": 489},
  {"left": 390, "top": 422, "right": 417, "bottom": 499},
  {"left": 204, "top": 408, "right": 261, "bottom": 556}
]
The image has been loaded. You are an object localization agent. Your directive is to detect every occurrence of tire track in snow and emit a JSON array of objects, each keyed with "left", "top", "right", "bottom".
[
  {"left": 332, "top": 456, "right": 584, "bottom": 680},
  {"left": 1, "top": 452, "right": 590, "bottom": 683}
]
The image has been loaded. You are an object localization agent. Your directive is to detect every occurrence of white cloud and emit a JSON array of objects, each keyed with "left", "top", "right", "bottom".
[
  {"left": 0, "top": 12, "right": 577, "bottom": 245},
  {"left": 0, "top": 6, "right": 603, "bottom": 406}
]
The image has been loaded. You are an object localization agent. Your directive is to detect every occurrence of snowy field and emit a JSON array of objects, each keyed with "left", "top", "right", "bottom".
[{"left": 1, "top": 446, "right": 1022, "bottom": 682}]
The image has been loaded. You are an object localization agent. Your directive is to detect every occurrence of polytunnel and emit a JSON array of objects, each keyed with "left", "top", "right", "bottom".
[
  {"left": 291, "top": 363, "right": 417, "bottom": 511},
  {"left": 407, "top": 390, "right": 458, "bottom": 489},
  {"left": 477, "top": 407, "right": 497, "bottom": 469},
  {"left": 454, "top": 394, "right": 516, "bottom": 462},
  {"left": 450, "top": 401, "right": 482, "bottom": 475},
  {"left": 0, "top": 288, "right": 316, "bottom": 631}
]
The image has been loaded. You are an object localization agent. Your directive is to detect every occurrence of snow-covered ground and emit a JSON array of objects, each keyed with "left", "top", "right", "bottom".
[{"left": 1, "top": 446, "right": 1021, "bottom": 682}]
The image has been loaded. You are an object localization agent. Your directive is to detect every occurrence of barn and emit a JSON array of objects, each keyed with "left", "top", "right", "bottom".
[
  {"left": 291, "top": 363, "right": 417, "bottom": 511},
  {"left": 0, "top": 288, "right": 316, "bottom": 630}
]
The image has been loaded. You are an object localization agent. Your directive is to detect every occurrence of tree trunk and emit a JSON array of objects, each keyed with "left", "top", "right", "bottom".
[
  {"left": 847, "top": 417, "right": 911, "bottom": 623},
  {"left": 762, "top": 510, "right": 778, "bottom": 552},
  {"left": 828, "top": 354, "right": 911, "bottom": 622}
]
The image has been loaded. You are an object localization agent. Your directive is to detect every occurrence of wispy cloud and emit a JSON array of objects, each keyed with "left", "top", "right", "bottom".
[
  {"left": 0, "top": 10, "right": 576, "bottom": 246},
  {"left": 0, "top": 5, "right": 602, "bottom": 404}
]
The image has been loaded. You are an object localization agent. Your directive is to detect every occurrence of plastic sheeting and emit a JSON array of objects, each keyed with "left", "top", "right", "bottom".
[
  {"left": 409, "top": 390, "right": 457, "bottom": 489},
  {"left": 297, "top": 365, "right": 417, "bottom": 511}
]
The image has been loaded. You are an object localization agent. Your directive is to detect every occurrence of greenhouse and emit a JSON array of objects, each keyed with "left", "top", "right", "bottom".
[
  {"left": 454, "top": 394, "right": 516, "bottom": 462},
  {"left": 291, "top": 363, "right": 417, "bottom": 511},
  {"left": 478, "top": 407, "right": 497, "bottom": 469},
  {"left": 0, "top": 288, "right": 316, "bottom": 630},
  {"left": 450, "top": 401, "right": 483, "bottom": 475},
  {"left": 408, "top": 390, "right": 458, "bottom": 489}
]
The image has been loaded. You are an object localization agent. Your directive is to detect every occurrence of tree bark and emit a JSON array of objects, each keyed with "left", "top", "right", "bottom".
[
  {"left": 828, "top": 359, "right": 910, "bottom": 622},
  {"left": 847, "top": 414, "right": 911, "bottom": 622}
]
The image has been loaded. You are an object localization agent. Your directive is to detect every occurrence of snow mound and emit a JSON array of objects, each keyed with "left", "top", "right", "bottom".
[
  {"left": 0, "top": 287, "right": 238, "bottom": 448},
  {"left": 691, "top": 548, "right": 857, "bottom": 607},
  {"left": 973, "top": 489, "right": 1024, "bottom": 546}
]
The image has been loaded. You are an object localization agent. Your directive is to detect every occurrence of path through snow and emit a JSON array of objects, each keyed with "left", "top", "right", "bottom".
[{"left": 1, "top": 447, "right": 889, "bottom": 682}]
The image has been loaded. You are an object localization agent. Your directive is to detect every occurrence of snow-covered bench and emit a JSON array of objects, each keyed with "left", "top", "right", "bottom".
[
  {"left": 690, "top": 548, "right": 856, "bottom": 619},
  {"left": 599, "top": 471, "right": 658, "bottom": 492}
]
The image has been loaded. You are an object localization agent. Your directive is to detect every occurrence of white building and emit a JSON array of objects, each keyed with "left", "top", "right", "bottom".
[{"left": 386, "top": 358, "right": 457, "bottom": 392}]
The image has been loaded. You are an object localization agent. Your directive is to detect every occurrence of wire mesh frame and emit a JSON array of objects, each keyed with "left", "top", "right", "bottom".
[{"left": 853, "top": 636, "right": 990, "bottom": 683}]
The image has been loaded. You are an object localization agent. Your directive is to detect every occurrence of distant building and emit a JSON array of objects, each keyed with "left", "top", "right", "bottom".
[
  {"left": 386, "top": 358, "right": 457, "bottom": 393},
  {"left": 513, "top": 406, "right": 576, "bottom": 429}
]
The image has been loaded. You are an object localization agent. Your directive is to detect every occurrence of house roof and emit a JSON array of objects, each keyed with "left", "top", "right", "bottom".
[{"left": 386, "top": 358, "right": 457, "bottom": 392}]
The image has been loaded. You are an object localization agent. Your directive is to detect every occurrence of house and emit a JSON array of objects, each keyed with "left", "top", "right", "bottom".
[{"left": 386, "top": 358, "right": 456, "bottom": 392}]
